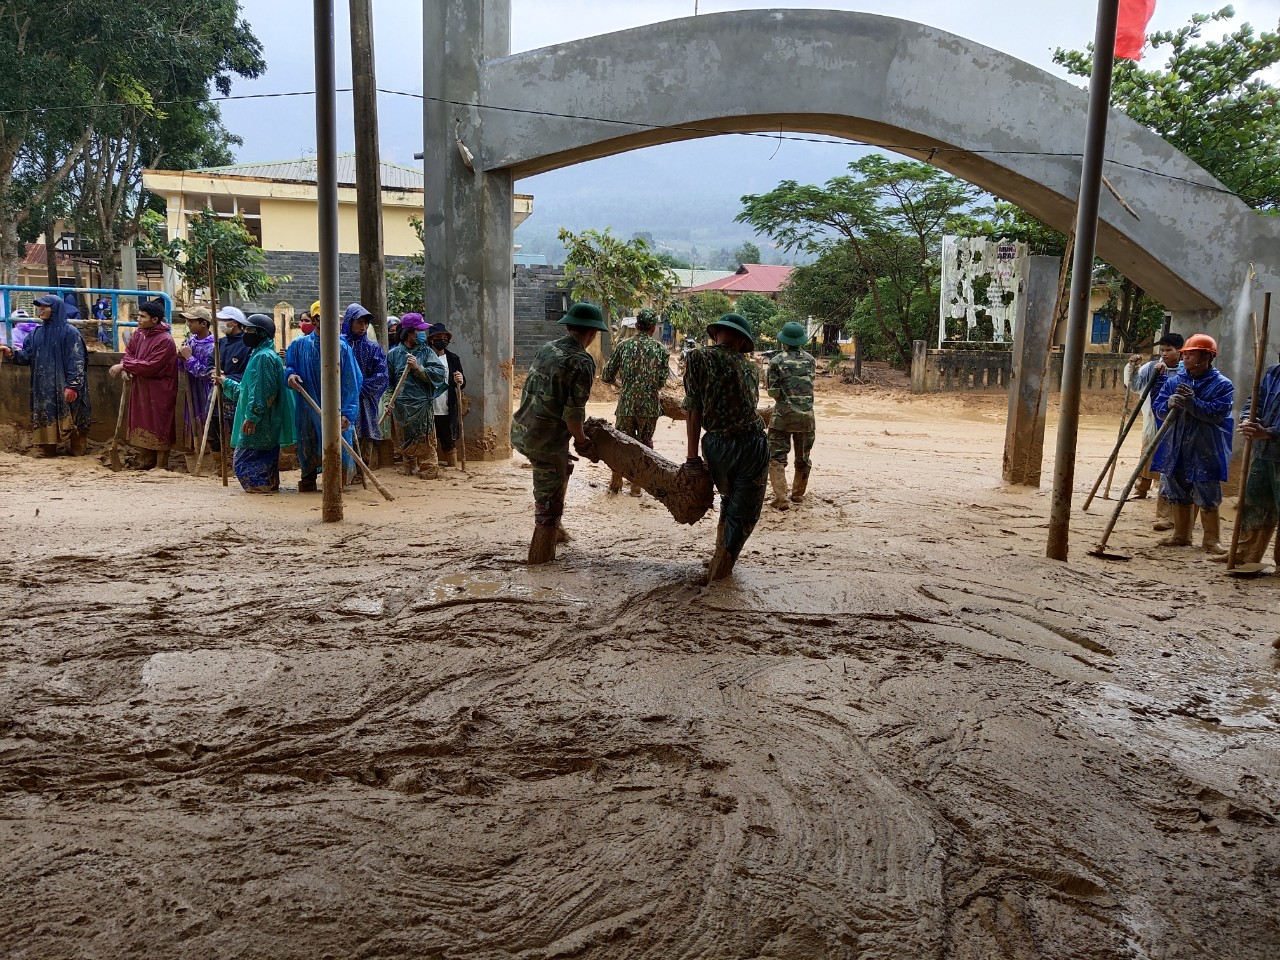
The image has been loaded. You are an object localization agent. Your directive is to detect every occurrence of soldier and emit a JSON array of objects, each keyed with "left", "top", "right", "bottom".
[
  {"left": 511, "top": 302, "right": 606, "bottom": 564},
  {"left": 766, "top": 320, "right": 816, "bottom": 510},
  {"left": 683, "top": 312, "right": 768, "bottom": 581},
  {"left": 601, "top": 307, "right": 670, "bottom": 495},
  {"left": 1150, "top": 333, "right": 1234, "bottom": 555}
]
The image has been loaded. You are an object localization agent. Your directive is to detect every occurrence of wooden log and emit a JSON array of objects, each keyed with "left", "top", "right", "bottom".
[
  {"left": 659, "top": 390, "right": 772, "bottom": 428},
  {"left": 584, "top": 417, "right": 713, "bottom": 525}
]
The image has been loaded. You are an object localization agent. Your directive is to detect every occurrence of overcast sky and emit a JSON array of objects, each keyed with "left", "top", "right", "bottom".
[{"left": 221, "top": 0, "right": 1280, "bottom": 169}]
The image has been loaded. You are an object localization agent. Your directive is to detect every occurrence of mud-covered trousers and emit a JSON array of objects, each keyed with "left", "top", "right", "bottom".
[
  {"left": 1242, "top": 459, "right": 1280, "bottom": 537},
  {"left": 702, "top": 429, "right": 769, "bottom": 562}
]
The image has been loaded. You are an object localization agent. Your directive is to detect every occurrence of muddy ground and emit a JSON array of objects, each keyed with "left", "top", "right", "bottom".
[{"left": 1, "top": 381, "right": 1277, "bottom": 959}]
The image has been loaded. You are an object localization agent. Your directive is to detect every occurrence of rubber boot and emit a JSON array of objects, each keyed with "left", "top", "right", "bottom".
[
  {"left": 1202, "top": 510, "right": 1228, "bottom": 558},
  {"left": 40, "top": 443, "right": 58, "bottom": 458},
  {"left": 629, "top": 480, "right": 642, "bottom": 497},
  {"left": 137, "top": 448, "right": 158, "bottom": 470},
  {"left": 69, "top": 430, "right": 88, "bottom": 456},
  {"left": 156, "top": 449, "right": 170, "bottom": 470},
  {"left": 790, "top": 466, "right": 810, "bottom": 503},
  {"left": 1134, "top": 474, "right": 1152, "bottom": 499},
  {"left": 440, "top": 447, "right": 457, "bottom": 468},
  {"left": 1153, "top": 492, "right": 1173, "bottom": 531},
  {"left": 608, "top": 470, "right": 624, "bottom": 494},
  {"left": 528, "top": 503, "right": 559, "bottom": 564},
  {"left": 1230, "top": 526, "right": 1273, "bottom": 567},
  {"left": 706, "top": 521, "right": 735, "bottom": 582},
  {"left": 419, "top": 436, "right": 441, "bottom": 479},
  {"left": 768, "top": 462, "right": 790, "bottom": 510},
  {"left": 299, "top": 472, "right": 319, "bottom": 492},
  {"left": 1157, "top": 504, "right": 1193, "bottom": 547}
]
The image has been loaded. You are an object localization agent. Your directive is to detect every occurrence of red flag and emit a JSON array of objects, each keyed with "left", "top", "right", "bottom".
[{"left": 1115, "top": 0, "right": 1157, "bottom": 60}]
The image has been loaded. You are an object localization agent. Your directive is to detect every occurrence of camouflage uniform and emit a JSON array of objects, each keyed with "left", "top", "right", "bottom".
[
  {"left": 511, "top": 334, "right": 595, "bottom": 512},
  {"left": 683, "top": 344, "right": 768, "bottom": 564},
  {"left": 602, "top": 333, "right": 669, "bottom": 446},
  {"left": 767, "top": 346, "right": 816, "bottom": 469}
]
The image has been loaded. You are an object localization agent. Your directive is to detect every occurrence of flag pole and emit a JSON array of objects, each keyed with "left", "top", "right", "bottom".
[{"left": 1046, "top": 0, "right": 1122, "bottom": 561}]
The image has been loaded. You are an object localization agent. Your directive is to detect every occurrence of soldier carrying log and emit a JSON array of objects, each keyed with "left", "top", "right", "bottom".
[
  {"left": 683, "top": 312, "right": 769, "bottom": 581},
  {"left": 511, "top": 302, "right": 607, "bottom": 564}
]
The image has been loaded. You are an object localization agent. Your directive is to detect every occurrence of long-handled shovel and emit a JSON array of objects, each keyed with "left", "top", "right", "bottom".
[
  {"left": 193, "top": 381, "right": 221, "bottom": 478},
  {"left": 454, "top": 382, "right": 466, "bottom": 470},
  {"left": 107, "top": 375, "right": 131, "bottom": 471},
  {"left": 293, "top": 383, "right": 395, "bottom": 502},
  {"left": 1090, "top": 407, "right": 1183, "bottom": 561},
  {"left": 1227, "top": 292, "right": 1272, "bottom": 576},
  {"left": 1083, "top": 371, "right": 1161, "bottom": 511},
  {"left": 378, "top": 362, "right": 413, "bottom": 432},
  {"left": 1102, "top": 375, "right": 1134, "bottom": 500}
]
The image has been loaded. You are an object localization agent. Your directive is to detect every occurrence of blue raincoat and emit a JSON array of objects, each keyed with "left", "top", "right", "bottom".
[
  {"left": 341, "top": 303, "right": 389, "bottom": 441},
  {"left": 9, "top": 296, "right": 91, "bottom": 433},
  {"left": 1242, "top": 364, "right": 1280, "bottom": 464},
  {"left": 284, "top": 329, "right": 362, "bottom": 480},
  {"left": 1152, "top": 366, "right": 1234, "bottom": 482}
]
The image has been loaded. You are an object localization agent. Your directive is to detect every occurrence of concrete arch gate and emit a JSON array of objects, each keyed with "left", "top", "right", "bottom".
[{"left": 424, "top": 3, "right": 1280, "bottom": 461}]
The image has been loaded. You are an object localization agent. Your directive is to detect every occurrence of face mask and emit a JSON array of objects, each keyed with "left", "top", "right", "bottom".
[
  {"left": 429, "top": 339, "right": 447, "bottom": 350},
  {"left": 415, "top": 332, "right": 427, "bottom": 346},
  {"left": 243, "top": 329, "right": 265, "bottom": 349}
]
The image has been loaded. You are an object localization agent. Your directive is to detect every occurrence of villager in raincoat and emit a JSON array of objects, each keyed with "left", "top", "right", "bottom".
[
  {"left": 510, "top": 302, "right": 604, "bottom": 563},
  {"left": 385, "top": 313, "right": 448, "bottom": 478},
  {"left": 341, "top": 302, "right": 390, "bottom": 462},
  {"left": 217, "top": 314, "right": 296, "bottom": 493},
  {"left": 285, "top": 304, "right": 362, "bottom": 490},
  {"left": 427, "top": 322, "right": 466, "bottom": 467},
  {"left": 216, "top": 306, "right": 251, "bottom": 449},
  {"left": 1125, "top": 333, "right": 1184, "bottom": 530},
  {"left": 1233, "top": 354, "right": 1280, "bottom": 568},
  {"left": 683, "top": 313, "right": 769, "bottom": 581},
  {"left": 601, "top": 308, "right": 668, "bottom": 495},
  {"left": 1151, "top": 333, "right": 1234, "bottom": 555},
  {"left": 110, "top": 299, "right": 178, "bottom": 469},
  {"left": 0, "top": 294, "right": 91, "bottom": 456},
  {"left": 178, "top": 307, "right": 217, "bottom": 452}
]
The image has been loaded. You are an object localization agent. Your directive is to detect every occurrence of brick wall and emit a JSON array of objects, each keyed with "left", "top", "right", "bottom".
[
  {"left": 514, "top": 264, "right": 571, "bottom": 368},
  {"left": 240, "top": 252, "right": 417, "bottom": 316}
]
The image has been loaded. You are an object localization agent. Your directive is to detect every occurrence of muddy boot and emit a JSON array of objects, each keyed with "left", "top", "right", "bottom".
[
  {"left": 40, "top": 443, "right": 59, "bottom": 458},
  {"left": 1202, "top": 510, "right": 1228, "bottom": 558},
  {"left": 440, "top": 447, "right": 457, "bottom": 468},
  {"left": 768, "top": 462, "right": 790, "bottom": 510},
  {"left": 528, "top": 505, "right": 559, "bottom": 565},
  {"left": 1157, "top": 504, "right": 1193, "bottom": 547},
  {"left": 706, "top": 521, "right": 735, "bottom": 582},
  {"left": 137, "top": 448, "right": 158, "bottom": 470},
  {"left": 69, "top": 430, "right": 88, "bottom": 456},
  {"left": 298, "top": 472, "right": 319, "bottom": 492},
  {"left": 1134, "top": 474, "right": 1152, "bottom": 499},
  {"left": 629, "top": 480, "right": 642, "bottom": 497},
  {"left": 1153, "top": 492, "right": 1173, "bottom": 531},
  {"left": 419, "top": 437, "right": 441, "bottom": 479},
  {"left": 608, "top": 470, "right": 624, "bottom": 494},
  {"left": 156, "top": 449, "right": 170, "bottom": 471},
  {"left": 1232, "top": 526, "right": 1274, "bottom": 567},
  {"left": 555, "top": 524, "right": 574, "bottom": 544},
  {"left": 790, "top": 466, "right": 810, "bottom": 504}
]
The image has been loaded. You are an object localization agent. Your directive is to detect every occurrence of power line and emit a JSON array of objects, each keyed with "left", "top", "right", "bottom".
[{"left": 0, "top": 85, "right": 1240, "bottom": 198}]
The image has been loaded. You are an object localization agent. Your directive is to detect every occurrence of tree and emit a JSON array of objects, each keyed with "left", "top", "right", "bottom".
[
  {"left": 387, "top": 216, "right": 426, "bottom": 315},
  {"left": 734, "top": 292, "right": 778, "bottom": 341},
  {"left": 734, "top": 241, "right": 762, "bottom": 266},
  {"left": 780, "top": 244, "right": 869, "bottom": 353},
  {"left": 152, "top": 208, "right": 287, "bottom": 304},
  {"left": 682, "top": 291, "right": 733, "bottom": 337},
  {"left": 656, "top": 252, "right": 692, "bottom": 270},
  {"left": 558, "top": 227, "right": 678, "bottom": 351},
  {"left": 1095, "top": 267, "right": 1167, "bottom": 353},
  {"left": 739, "top": 156, "right": 984, "bottom": 366},
  {"left": 1054, "top": 6, "right": 1280, "bottom": 210}
]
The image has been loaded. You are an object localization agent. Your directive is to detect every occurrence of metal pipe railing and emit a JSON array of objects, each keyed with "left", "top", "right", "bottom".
[{"left": 0, "top": 285, "right": 173, "bottom": 351}]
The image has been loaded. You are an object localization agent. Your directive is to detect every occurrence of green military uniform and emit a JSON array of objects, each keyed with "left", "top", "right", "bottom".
[
  {"left": 512, "top": 334, "right": 595, "bottom": 511},
  {"left": 683, "top": 315, "right": 768, "bottom": 572},
  {"left": 767, "top": 323, "right": 817, "bottom": 507},
  {"left": 602, "top": 331, "right": 669, "bottom": 446}
]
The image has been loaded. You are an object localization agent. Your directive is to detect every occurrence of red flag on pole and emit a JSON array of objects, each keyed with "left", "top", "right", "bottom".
[{"left": 1115, "top": 0, "right": 1157, "bottom": 60}]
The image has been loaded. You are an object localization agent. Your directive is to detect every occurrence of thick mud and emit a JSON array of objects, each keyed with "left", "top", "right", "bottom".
[{"left": 1, "top": 387, "right": 1277, "bottom": 959}]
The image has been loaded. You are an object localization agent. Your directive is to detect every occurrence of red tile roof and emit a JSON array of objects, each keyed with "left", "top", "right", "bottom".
[
  {"left": 685, "top": 263, "right": 794, "bottom": 296},
  {"left": 20, "top": 243, "right": 73, "bottom": 268}
]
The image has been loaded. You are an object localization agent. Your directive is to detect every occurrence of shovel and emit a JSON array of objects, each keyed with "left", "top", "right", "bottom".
[
  {"left": 107, "top": 375, "right": 131, "bottom": 471},
  {"left": 293, "top": 383, "right": 395, "bottom": 502},
  {"left": 1083, "top": 370, "right": 1160, "bottom": 512},
  {"left": 1090, "top": 407, "right": 1182, "bottom": 561},
  {"left": 454, "top": 382, "right": 466, "bottom": 470},
  {"left": 1227, "top": 293, "right": 1272, "bottom": 577}
]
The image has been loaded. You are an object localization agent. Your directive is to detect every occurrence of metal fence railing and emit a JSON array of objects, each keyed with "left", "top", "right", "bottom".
[{"left": 1, "top": 285, "right": 173, "bottom": 352}]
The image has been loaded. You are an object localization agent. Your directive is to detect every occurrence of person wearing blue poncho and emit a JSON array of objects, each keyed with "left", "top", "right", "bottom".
[
  {"left": 1234, "top": 351, "right": 1280, "bottom": 567},
  {"left": 1151, "top": 333, "right": 1234, "bottom": 555},
  {"left": 0, "top": 294, "right": 91, "bottom": 457},
  {"left": 341, "top": 302, "right": 389, "bottom": 463},
  {"left": 284, "top": 305, "right": 362, "bottom": 491}
]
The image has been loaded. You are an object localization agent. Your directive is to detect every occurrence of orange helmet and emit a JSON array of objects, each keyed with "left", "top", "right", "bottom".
[{"left": 1180, "top": 333, "right": 1218, "bottom": 356}]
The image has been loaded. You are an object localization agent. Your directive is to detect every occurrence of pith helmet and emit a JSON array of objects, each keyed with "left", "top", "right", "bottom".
[
  {"left": 706, "top": 312, "right": 755, "bottom": 351},
  {"left": 778, "top": 321, "right": 807, "bottom": 347},
  {"left": 559, "top": 301, "right": 608, "bottom": 332}
]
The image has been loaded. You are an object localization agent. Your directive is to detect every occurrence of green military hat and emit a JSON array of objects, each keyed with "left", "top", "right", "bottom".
[
  {"left": 706, "top": 312, "right": 754, "bottom": 351},
  {"left": 559, "top": 301, "right": 609, "bottom": 332},
  {"left": 778, "top": 321, "right": 807, "bottom": 347}
]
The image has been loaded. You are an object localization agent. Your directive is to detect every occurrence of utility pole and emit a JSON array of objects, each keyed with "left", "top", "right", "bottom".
[
  {"left": 314, "top": 0, "right": 343, "bottom": 522},
  {"left": 349, "top": 0, "right": 388, "bottom": 350},
  {"left": 1046, "top": 0, "right": 1120, "bottom": 560}
]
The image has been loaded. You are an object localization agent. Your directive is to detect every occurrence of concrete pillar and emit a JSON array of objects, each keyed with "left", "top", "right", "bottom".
[
  {"left": 1002, "top": 255, "right": 1061, "bottom": 486},
  {"left": 910, "top": 339, "right": 929, "bottom": 394},
  {"left": 423, "top": 0, "right": 514, "bottom": 461}
]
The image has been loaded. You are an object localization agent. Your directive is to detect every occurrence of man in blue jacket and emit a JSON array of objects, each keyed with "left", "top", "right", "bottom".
[{"left": 285, "top": 306, "right": 362, "bottom": 491}]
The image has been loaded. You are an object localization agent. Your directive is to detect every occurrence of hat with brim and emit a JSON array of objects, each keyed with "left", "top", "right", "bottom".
[
  {"left": 217, "top": 306, "right": 246, "bottom": 325},
  {"left": 400, "top": 313, "right": 428, "bottom": 332},
  {"left": 558, "top": 301, "right": 608, "bottom": 333},
  {"left": 179, "top": 307, "right": 212, "bottom": 323},
  {"left": 428, "top": 322, "right": 452, "bottom": 341},
  {"left": 706, "top": 313, "right": 755, "bottom": 351},
  {"left": 777, "top": 321, "right": 807, "bottom": 347}
]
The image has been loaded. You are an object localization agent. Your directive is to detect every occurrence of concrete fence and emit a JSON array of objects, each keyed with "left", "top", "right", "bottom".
[{"left": 911, "top": 341, "right": 1129, "bottom": 394}]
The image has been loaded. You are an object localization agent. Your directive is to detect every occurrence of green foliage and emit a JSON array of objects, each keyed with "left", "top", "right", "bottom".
[
  {"left": 655, "top": 252, "right": 692, "bottom": 270},
  {"left": 741, "top": 156, "right": 983, "bottom": 366},
  {"left": 1054, "top": 6, "right": 1280, "bottom": 209},
  {"left": 557, "top": 227, "right": 678, "bottom": 341},
  {"left": 733, "top": 292, "right": 778, "bottom": 340},
  {"left": 1095, "top": 267, "right": 1167, "bottom": 352},
  {"left": 982, "top": 202, "right": 1069, "bottom": 256},
  {"left": 155, "top": 208, "right": 287, "bottom": 303},
  {"left": 734, "top": 241, "right": 762, "bottom": 266},
  {"left": 680, "top": 291, "right": 733, "bottom": 337},
  {"left": 387, "top": 216, "right": 426, "bottom": 316}
]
